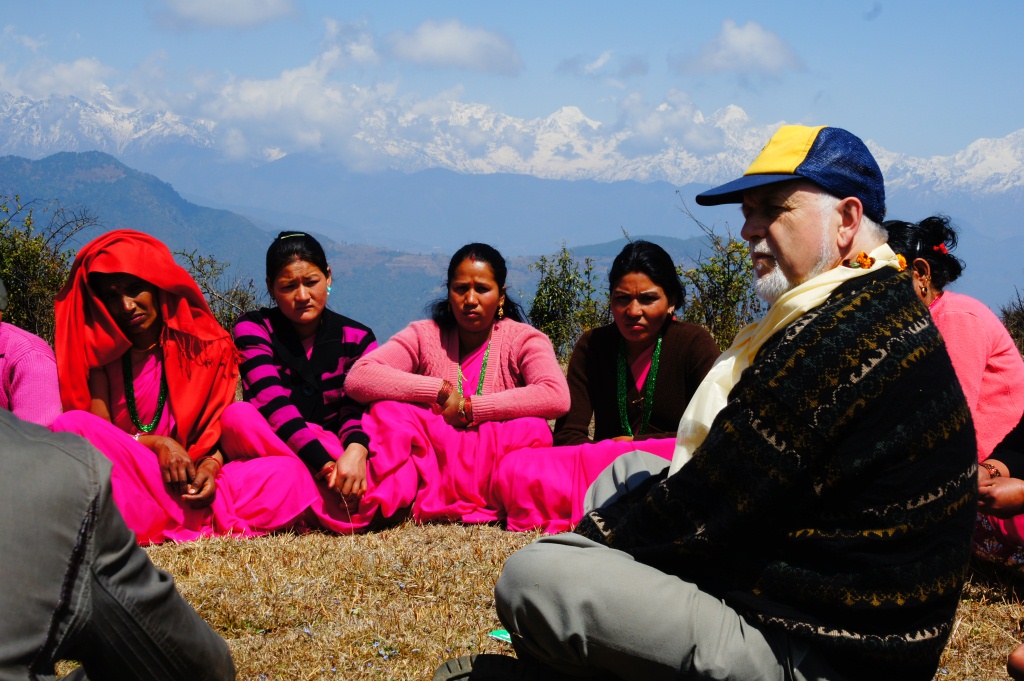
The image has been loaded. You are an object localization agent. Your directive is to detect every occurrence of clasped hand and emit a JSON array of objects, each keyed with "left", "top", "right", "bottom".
[
  {"left": 440, "top": 390, "right": 471, "bottom": 428},
  {"left": 978, "top": 465, "right": 1024, "bottom": 518},
  {"left": 317, "top": 443, "right": 369, "bottom": 501},
  {"left": 146, "top": 435, "right": 218, "bottom": 508}
]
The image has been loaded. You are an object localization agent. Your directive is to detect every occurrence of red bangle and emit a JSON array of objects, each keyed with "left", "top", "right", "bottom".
[
  {"left": 197, "top": 455, "right": 222, "bottom": 475},
  {"left": 981, "top": 461, "right": 1002, "bottom": 478},
  {"left": 437, "top": 380, "right": 454, "bottom": 406}
]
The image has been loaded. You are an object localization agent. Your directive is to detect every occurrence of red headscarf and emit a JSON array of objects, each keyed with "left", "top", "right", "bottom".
[{"left": 55, "top": 229, "right": 238, "bottom": 460}]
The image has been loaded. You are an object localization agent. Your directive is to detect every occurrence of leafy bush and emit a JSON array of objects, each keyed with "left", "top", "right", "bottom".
[
  {"left": 528, "top": 243, "right": 609, "bottom": 363},
  {"left": 677, "top": 198, "right": 763, "bottom": 350},
  {"left": 176, "top": 249, "right": 266, "bottom": 332},
  {"left": 1001, "top": 288, "right": 1024, "bottom": 356},
  {"left": 0, "top": 196, "right": 97, "bottom": 343}
]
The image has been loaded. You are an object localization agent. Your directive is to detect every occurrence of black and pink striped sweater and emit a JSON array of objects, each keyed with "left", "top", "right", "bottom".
[{"left": 233, "top": 307, "right": 377, "bottom": 472}]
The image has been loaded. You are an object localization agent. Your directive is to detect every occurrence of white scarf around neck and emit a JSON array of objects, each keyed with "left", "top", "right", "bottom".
[{"left": 668, "top": 243, "right": 900, "bottom": 475}]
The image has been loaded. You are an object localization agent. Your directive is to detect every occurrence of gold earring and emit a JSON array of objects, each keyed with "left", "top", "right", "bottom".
[{"left": 498, "top": 303, "right": 504, "bottom": 319}]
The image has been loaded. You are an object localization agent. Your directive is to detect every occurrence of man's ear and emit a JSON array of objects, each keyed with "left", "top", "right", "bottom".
[{"left": 835, "top": 197, "right": 865, "bottom": 250}]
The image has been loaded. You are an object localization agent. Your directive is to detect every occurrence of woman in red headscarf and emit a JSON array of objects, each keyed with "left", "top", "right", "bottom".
[{"left": 51, "top": 230, "right": 319, "bottom": 544}]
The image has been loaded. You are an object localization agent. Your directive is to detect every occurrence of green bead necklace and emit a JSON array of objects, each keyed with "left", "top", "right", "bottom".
[
  {"left": 122, "top": 350, "right": 168, "bottom": 434},
  {"left": 457, "top": 343, "right": 490, "bottom": 396},
  {"left": 616, "top": 335, "right": 662, "bottom": 437}
]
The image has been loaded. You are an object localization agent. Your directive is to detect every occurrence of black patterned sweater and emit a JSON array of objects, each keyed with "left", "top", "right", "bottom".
[{"left": 576, "top": 267, "right": 978, "bottom": 678}]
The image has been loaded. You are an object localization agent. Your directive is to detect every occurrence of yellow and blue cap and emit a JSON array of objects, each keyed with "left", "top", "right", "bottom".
[{"left": 695, "top": 125, "right": 886, "bottom": 223}]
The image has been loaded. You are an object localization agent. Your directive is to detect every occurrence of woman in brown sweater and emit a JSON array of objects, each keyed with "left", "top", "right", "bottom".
[
  {"left": 556, "top": 240, "right": 720, "bottom": 444},
  {"left": 496, "top": 241, "right": 720, "bottom": 532}
]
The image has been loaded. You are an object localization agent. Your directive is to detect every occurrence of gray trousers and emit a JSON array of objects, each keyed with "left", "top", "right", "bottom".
[{"left": 494, "top": 451, "right": 842, "bottom": 681}]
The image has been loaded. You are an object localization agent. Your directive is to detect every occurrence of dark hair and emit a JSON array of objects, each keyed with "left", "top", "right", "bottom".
[
  {"left": 608, "top": 240, "right": 684, "bottom": 306},
  {"left": 883, "top": 215, "right": 965, "bottom": 290},
  {"left": 265, "top": 231, "right": 330, "bottom": 282},
  {"left": 428, "top": 242, "right": 526, "bottom": 326}
]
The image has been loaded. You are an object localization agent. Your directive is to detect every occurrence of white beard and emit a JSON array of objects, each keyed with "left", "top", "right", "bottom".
[
  {"left": 751, "top": 216, "right": 835, "bottom": 305},
  {"left": 753, "top": 264, "right": 791, "bottom": 305}
]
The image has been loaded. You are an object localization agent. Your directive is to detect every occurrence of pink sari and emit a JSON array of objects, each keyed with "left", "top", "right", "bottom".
[
  {"left": 494, "top": 437, "right": 674, "bottom": 533},
  {"left": 51, "top": 353, "right": 319, "bottom": 544},
  {"left": 322, "top": 341, "right": 554, "bottom": 532},
  {"left": 493, "top": 343, "right": 673, "bottom": 533}
]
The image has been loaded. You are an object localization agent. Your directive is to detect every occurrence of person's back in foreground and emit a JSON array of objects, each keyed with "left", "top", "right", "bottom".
[
  {"left": 0, "top": 407, "right": 235, "bottom": 680},
  {"left": 434, "top": 125, "right": 978, "bottom": 681}
]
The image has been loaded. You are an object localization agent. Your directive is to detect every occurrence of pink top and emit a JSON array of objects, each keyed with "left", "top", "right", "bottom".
[
  {"left": 103, "top": 350, "right": 177, "bottom": 438},
  {"left": 930, "top": 290, "right": 1024, "bottom": 460},
  {"left": 345, "top": 319, "right": 570, "bottom": 423},
  {"left": 459, "top": 340, "right": 489, "bottom": 395},
  {"left": 0, "top": 322, "right": 62, "bottom": 427},
  {"left": 631, "top": 343, "right": 656, "bottom": 392}
]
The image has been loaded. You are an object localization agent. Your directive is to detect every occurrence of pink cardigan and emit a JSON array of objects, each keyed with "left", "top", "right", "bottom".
[
  {"left": 930, "top": 291, "right": 1024, "bottom": 460},
  {"left": 0, "top": 322, "right": 62, "bottom": 427},
  {"left": 344, "top": 319, "right": 569, "bottom": 423}
]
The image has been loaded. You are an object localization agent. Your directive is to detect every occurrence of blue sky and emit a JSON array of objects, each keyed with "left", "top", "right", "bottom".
[{"left": 1, "top": 0, "right": 1020, "bottom": 161}]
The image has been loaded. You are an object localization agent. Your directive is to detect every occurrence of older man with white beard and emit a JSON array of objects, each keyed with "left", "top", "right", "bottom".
[{"left": 434, "top": 125, "right": 977, "bottom": 681}]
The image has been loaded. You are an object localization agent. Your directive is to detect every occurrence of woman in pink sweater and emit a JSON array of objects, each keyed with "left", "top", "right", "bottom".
[
  {"left": 343, "top": 243, "right": 569, "bottom": 529},
  {"left": 0, "top": 279, "right": 62, "bottom": 427},
  {"left": 886, "top": 216, "right": 1024, "bottom": 462},
  {"left": 889, "top": 217, "right": 1024, "bottom": 679}
]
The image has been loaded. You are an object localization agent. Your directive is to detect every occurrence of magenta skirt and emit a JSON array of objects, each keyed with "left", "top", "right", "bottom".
[
  {"left": 316, "top": 400, "right": 555, "bottom": 532},
  {"left": 492, "top": 437, "right": 676, "bottom": 533},
  {"left": 51, "top": 403, "right": 322, "bottom": 544}
]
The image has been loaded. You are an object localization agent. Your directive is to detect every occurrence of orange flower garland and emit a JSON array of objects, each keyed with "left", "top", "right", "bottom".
[{"left": 843, "top": 251, "right": 876, "bottom": 269}]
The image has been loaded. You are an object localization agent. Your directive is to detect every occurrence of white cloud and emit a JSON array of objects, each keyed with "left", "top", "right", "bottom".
[
  {"left": 323, "top": 19, "right": 379, "bottom": 66},
  {"left": 2, "top": 57, "right": 114, "bottom": 100},
  {"left": 386, "top": 19, "right": 522, "bottom": 76},
  {"left": 2, "top": 25, "right": 45, "bottom": 51},
  {"left": 614, "top": 89, "right": 724, "bottom": 158},
  {"left": 198, "top": 45, "right": 405, "bottom": 168},
  {"left": 583, "top": 51, "right": 613, "bottom": 76},
  {"left": 159, "top": 0, "right": 295, "bottom": 29},
  {"left": 673, "top": 19, "right": 802, "bottom": 76},
  {"left": 557, "top": 51, "right": 649, "bottom": 87}
]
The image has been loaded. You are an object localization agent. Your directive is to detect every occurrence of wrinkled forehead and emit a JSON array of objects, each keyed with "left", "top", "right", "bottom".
[{"left": 740, "top": 179, "right": 823, "bottom": 211}]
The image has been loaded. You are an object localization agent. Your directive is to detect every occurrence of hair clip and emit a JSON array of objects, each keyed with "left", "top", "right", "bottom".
[{"left": 933, "top": 244, "right": 949, "bottom": 255}]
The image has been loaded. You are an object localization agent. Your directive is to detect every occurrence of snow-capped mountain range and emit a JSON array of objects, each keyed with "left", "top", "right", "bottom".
[
  {"left": 0, "top": 92, "right": 215, "bottom": 158},
  {"left": 3, "top": 91, "right": 1023, "bottom": 195},
  {"left": 2, "top": 91, "right": 1022, "bottom": 313}
]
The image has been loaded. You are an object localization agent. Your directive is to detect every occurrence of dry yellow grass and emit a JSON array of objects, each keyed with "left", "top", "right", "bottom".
[
  {"left": 134, "top": 525, "right": 1024, "bottom": 680},
  {"left": 145, "top": 523, "right": 535, "bottom": 680}
]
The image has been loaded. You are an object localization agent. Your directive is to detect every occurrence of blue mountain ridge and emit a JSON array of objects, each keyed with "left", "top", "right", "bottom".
[{"left": 1, "top": 151, "right": 1020, "bottom": 340}]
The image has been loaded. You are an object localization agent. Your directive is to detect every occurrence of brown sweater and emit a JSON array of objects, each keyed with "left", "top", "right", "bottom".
[{"left": 553, "top": 321, "right": 720, "bottom": 445}]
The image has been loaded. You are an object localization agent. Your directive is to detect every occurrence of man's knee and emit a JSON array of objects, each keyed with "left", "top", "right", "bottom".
[
  {"left": 495, "top": 534, "right": 597, "bottom": 622},
  {"left": 495, "top": 539, "right": 553, "bottom": 618}
]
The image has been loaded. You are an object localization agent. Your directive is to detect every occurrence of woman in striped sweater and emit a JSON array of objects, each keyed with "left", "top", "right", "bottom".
[{"left": 232, "top": 231, "right": 378, "bottom": 531}]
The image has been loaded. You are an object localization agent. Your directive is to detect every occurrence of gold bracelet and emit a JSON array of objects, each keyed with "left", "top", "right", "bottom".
[
  {"left": 981, "top": 461, "right": 1002, "bottom": 478},
  {"left": 457, "top": 397, "right": 467, "bottom": 422}
]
